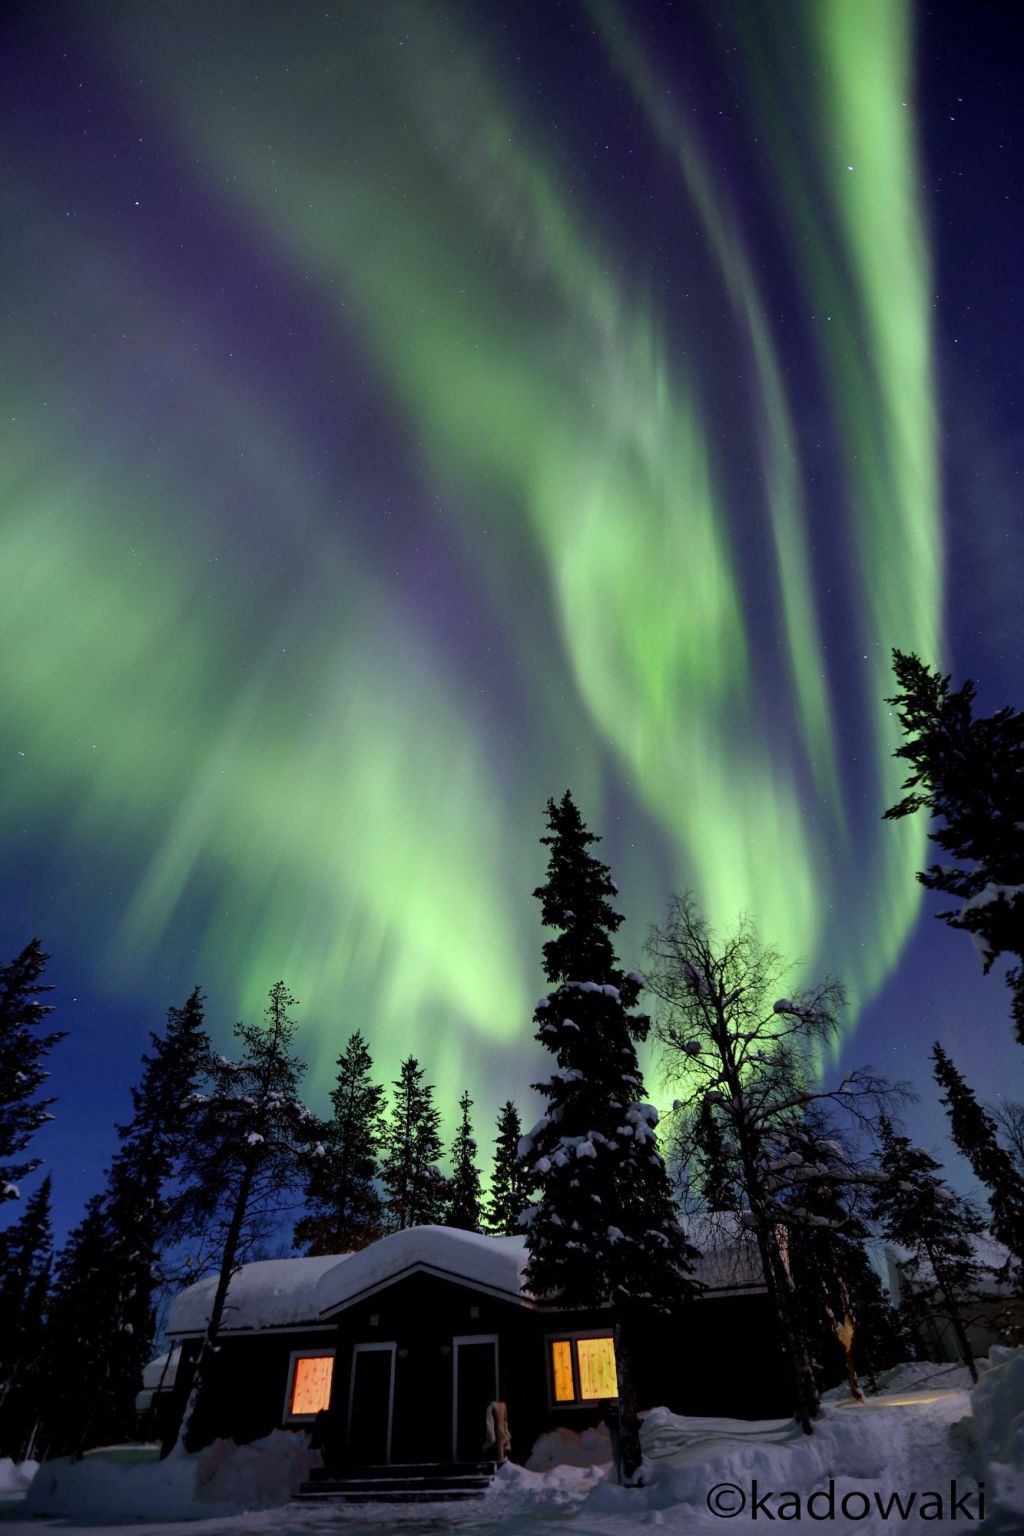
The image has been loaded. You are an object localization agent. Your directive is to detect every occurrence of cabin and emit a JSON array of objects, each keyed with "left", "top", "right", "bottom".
[{"left": 145, "top": 1221, "right": 784, "bottom": 1469}]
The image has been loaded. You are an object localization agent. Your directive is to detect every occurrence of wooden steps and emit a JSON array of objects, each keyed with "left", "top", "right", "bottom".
[{"left": 295, "top": 1459, "right": 497, "bottom": 1503}]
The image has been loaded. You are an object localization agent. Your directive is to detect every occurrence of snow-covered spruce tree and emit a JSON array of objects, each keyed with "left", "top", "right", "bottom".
[
  {"left": 885, "top": 651, "right": 1024, "bottom": 1044},
  {"left": 932, "top": 1044, "right": 1024, "bottom": 1288},
  {"left": 446, "top": 1090, "right": 482, "bottom": 1232},
  {"left": 294, "top": 1030, "right": 385, "bottom": 1255},
  {"left": 0, "top": 1175, "right": 52, "bottom": 1460},
  {"left": 173, "top": 982, "right": 311, "bottom": 1452},
  {"left": 870, "top": 1116, "right": 985, "bottom": 1382},
  {"left": 42, "top": 987, "right": 210, "bottom": 1456},
  {"left": 520, "top": 792, "right": 701, "bottom": 1485},
  {"left": 381, "top": 1057, "right": 447, "bottom": 1230},
  {"left": 486, "top": 1100, "right": 532, "bottom": 1235},
  {"left": 645, "top": 894, "right": 896, "bottom": 1430},
  {"left": 0, "top": 940, "right": 64, "bottom": 1206}
]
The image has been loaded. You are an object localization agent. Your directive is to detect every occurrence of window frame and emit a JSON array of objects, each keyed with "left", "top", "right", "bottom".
[
  {"left": 543, "top": 1329, "right": 617, "bottom": 1409},
  {"left": 282, "top": 1347, "right": 336, "bottom": 1423}
]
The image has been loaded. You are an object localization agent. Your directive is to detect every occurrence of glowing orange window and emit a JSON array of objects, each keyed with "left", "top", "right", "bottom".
[
  {"left": 289, "top": 1354, "right": 334, "bottom": 1417},
  {"left": 576, "top": 1337, "right": 617, "bottom": 1399},
  {"left": 551, "top": 1340, "right": 575, "bottom": 1402},
  {"left": 549, "top": 1336, "right": 617, "bottom": 1403}
]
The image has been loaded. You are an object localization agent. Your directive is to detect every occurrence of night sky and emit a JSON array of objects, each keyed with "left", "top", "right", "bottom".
[{"left": 1, "top": 1, "right": 1021, "bottom": 1244}]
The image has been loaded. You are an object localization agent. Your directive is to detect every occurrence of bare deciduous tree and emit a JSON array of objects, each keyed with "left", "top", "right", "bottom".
[{"left": 645, "top": 895, "right": 899, "bottom": 1430}]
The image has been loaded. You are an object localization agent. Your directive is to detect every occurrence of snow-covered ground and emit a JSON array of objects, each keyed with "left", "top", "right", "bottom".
[{"left": 3, "top": 1349, "right": 1021, "bottom": 1535}]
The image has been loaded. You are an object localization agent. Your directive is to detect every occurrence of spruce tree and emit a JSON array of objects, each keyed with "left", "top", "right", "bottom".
[
  {"left": 0, "top": 1175, "right": 52, "bottom": 1459},
  {"left": 870, "top": 1117, "right": 984, "bottom": 1381},
  {"left": 447, "top": 1090, "right": 482, "bottom": 1232},
  {"left": 486, "top": 1100, "right": 531, "bottom": 1235},
  {"left": 932, "top": 1044, "right": 1024, "bottom": 1284},
  {"left": 41, "top": 988, "right": 209, "bottom": 1455},
  {"left": 173, "top": 982, "right": 311, "bottom": 1451},
  {"left": 783, "top": 1153, "right": 903, "bottom": 1401},
  {"left": 381, "top": 1057, "right": 447, "bottom": 1230},
  {"left": 520, "top": 792, "right": 700, "bottom": 1483},
  {"left": 0, "top": 940, "right": 64, "bottom": 1205},
  {"left": 294, "top": 1030, "right": 385, "bottom": 1255},
  {"left": 885, "top": 652, "right": 1024, "bottom": 1042},
  {"left": 40, "top": 1195, "right": 112, "bottom": 1457}
]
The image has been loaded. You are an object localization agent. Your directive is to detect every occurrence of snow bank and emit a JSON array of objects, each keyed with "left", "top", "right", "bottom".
[
  {"left": 525, "top": 1420, "right": 612, "bottom": 1471},
  {"left": 24, "top": 1430, "right": 319, "bottom": 1523},
  {"left": 0, "top": 1457, "right": 38, "bottom": 1496},
  {"left": 970, "top": 1344, "right": 1024, "bottom": 1532},
  {"left": 581, "top": 1390, "right": 973, "bottom": 1531},
  {"left": 491, "top": 1457, "right": 607, "bottom": 1512}
]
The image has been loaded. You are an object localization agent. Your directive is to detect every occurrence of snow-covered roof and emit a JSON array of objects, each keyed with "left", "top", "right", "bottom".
[
  {"left": 316, "top": 1225, "right": 529, "bottom": 1315},
  {"left": 166, "top": 1221, "right": 766, "bottom": 1337},
  {"left": 167, "top": 1253, "right": 351, "bottom": 1336},
  {"left": 681, "top": 1213, "right": 766, "bottom": 1296},
  {"left": 135, "top": 1344, "right": 182, "bottom": 1411},
  {"left": 885, "top": 1233, "right": 1017, "bottom": 1299}
]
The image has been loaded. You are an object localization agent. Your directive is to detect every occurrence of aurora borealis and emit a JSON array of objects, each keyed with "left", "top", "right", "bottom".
[{"left": 1, "top": 1, "right": 1022, "bottom": 1233}]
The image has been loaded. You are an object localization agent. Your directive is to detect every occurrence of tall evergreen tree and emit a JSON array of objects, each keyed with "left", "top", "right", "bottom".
[
  {"left": 446, "top": 1090, "right": 482, "bottom": 1232},
  {"left": 520, "top": 793, "right": 700, "bottom": 1483},
  {"left": 294, "top": 1030, "right": 385, "bottom": 1255},
  {"left": 0, "top": 940, "right": 64, "bottom": 1206},
  {"left": 173, "top": 982, "right": 311, "bottom": 1451},
  {"left": 870, "top": 1117, "right": 984, "bottom": 1381},
  {"left": 0, "top": 1175, "right": 52, "bottom": 1459},
  {"left": 486, "top": 1100, "right": 531, "bottom": 1235},
  {"left": 781, "top": 1130, "right": 904, "bottom": 1401},
  {"left": 42, "top": 989, "right": 209, "bottom": 1456},
  {"left": 885, "top": 652, "right": 1024, "bottom": 1042},
  {"left": 381, "top": 1057, "right": 447, "bottom": 1230},
  {"left": 932, "top": 1044, "right": 1024, "bottom": 1285},
  {"left": 37, "top": 1195, "right": 110, "bottom": 1458}
]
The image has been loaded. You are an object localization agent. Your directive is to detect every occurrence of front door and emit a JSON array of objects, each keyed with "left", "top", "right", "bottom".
[
  {"left": 452, "top": 1335, "right": 498, "bottom": 1462},
  {"left": 347, "top": 1343, "right": 395, "bottom": 1464}
]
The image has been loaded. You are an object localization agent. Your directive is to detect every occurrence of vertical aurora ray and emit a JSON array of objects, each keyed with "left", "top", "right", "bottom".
[
  {"left": 715, "top": 0, "right": 942, "bottom": 1002},
  {"left": 0, "top": 0, "right": 943, "bottom": 1119},
  {"left": 589, "top": 0, "right": 844, "bottom": 817}
]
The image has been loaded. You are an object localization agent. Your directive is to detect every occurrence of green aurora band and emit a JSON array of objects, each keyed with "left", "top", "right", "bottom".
[{"left": 0, "top": 0, "right": 939, "bottom": 1110}]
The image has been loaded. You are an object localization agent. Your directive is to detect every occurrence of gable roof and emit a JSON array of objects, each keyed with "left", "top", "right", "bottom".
[
  {"left": 166, "top": 1219, "right": 764, "bottom": 1338},
  {"left": 318, "top": 1225, "right": 528, "bottom": 1315}
]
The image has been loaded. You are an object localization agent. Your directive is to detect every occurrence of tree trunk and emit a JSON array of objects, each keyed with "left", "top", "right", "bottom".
[
  {"left": 823, "top": 1237, "right": 864, "bottom": 1403},
  {"left": 612, "top": 1317, "right": 644, "bottom": 1485},
  {"left": 927, "top": 1245, "right": 978, "bottom": 1384},
  {"left": 174, "top": 1158, "right": 257, "bottom": 1454},
  {"left": 758, "top": 1221, "right": 820, "bottom": 1431},
  {"left": 939, "top": 1284, "right": 978, "bottom": 1384}
]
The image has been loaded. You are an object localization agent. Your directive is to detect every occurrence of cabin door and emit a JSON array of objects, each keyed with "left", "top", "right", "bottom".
[
  {"left": 347, "top": 1343, "right": 395, "bottom": 1464},
  {"left": 452, "top": 1335, "right": 498, "bottom": 1463}
]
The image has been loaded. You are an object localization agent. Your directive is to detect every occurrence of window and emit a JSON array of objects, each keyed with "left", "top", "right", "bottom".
[
  {"left": 547, "top": 1334, "right": 617, "bottom": 1405},
  {"left": 284, "top": 1350, "right": 335, "bottom": 1421}
]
